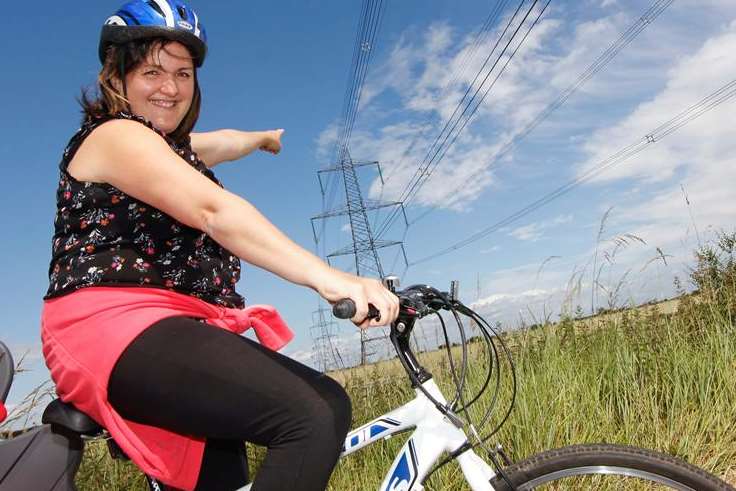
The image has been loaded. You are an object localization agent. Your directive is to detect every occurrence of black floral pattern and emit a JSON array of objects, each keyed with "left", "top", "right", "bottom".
[{"left": 44, "top": 113, "right": 245, "bottom": 308}]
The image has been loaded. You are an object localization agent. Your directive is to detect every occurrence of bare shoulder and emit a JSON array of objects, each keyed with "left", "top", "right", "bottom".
[
  {"left": 67, "top": 119, "right": 171, "bottom": 183},
  {"left": 65, "top": 118, "right": 231, "bottom": 232}
]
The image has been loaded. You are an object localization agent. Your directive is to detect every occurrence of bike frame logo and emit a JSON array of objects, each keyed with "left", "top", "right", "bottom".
[
  {"left": 344, "top": 418, "right": 400, "bottom": 451},
  {"left": 385, "top": 440, "right": 418, "bottom": 491}
]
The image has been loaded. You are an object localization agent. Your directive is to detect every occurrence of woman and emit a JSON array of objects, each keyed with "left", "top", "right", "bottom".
[{"left": 41, "top": 1, "right": 399, "bottom": 490}]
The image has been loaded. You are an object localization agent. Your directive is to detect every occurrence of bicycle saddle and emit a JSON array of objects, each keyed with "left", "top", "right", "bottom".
[
  {"left": 42, "top": 399, "right": 102, "bottom": 436},
  {"left": 0, "top": 341, "right": 13, "bottom": 403}
]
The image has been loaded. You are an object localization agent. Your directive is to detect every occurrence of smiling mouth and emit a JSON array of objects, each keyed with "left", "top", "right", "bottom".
[{"left": 150, "top": 99, "right": 177, "bottom": 108}]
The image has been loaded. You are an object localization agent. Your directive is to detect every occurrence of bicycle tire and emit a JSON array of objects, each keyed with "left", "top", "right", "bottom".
[{"left": 488, "top": 444, "right": 735, "bottom": 490}]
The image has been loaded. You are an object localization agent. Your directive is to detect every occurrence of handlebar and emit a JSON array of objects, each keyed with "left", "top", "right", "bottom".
[
  {"left": 332, "top": 284, "right": 461, "bottom": 323},
  {"left": 331, "top": 285, "right": 470, "bottom": 389},
  {"left": 332, "top": 299, "right": 381, "bottom": 322},
  {"left": 331, "top": 282, "right": 518, "bottom": 476}
]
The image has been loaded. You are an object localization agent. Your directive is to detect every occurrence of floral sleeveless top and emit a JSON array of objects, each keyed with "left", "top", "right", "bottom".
[{"left": 44, "top": 113, "right": 245, "bottom": 309}]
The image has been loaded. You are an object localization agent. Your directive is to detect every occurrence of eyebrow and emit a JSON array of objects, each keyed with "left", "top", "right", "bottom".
[{"left": 141, "top": 63, "right": 194, "bottom": 72}]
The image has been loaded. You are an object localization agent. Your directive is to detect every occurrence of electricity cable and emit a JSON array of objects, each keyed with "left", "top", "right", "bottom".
[
  {"left": 375, "top": 0, "right": 548, "bottom": 239},
  {"left": 396, "top": 0, "right": 531, "bottom": 207},
  {"left": 404, "top": 0, "right": 676, "bottom": 228},
  {"left": 372, "top": 0, "right": 510, "bottom": 229},
  {"left": 387, "top": 0, "right": 523, "bottom": 196},
  {"left": 410, "top": 78, "right": 736, "bottom": 265},
  {"left": 404, "top": 0, "right": 550, "bottom": 208},
  {"left": 317, "top": 0, "right": 387, "bottom": 255}
]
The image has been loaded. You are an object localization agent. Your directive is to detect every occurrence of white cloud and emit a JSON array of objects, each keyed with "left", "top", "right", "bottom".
[
  {"left": 509, "top": 214, "right": 574, "bottom": 242},
  {"left": 472, "top": 287, "right": 568, "bottom": 328},
  {"left": 464, "top": 221, "right": 683, "bottom": 327},
  {"left": 351, "top": 124, "right": 505, "bottom": 210},
  {"left": 474, "top": 288, "right": 550, "bottom": 307},
  {"left": 510, "top": 222, "right": 545, "bottom": 242},
  {"left": 341, "top": 3, "right": 688, "bottom": 213},
  {"left": 576, "top": 22, "right": 736, "bottom": 185},
  {"left": 322, "top": 0, "right": 736, "bottom": 222},
  {"left": 315, "top": 122, "right": 339, "bottom": 162},
  {"left": 571, "top": 20, "right": 736, "bottom": 262},
  {"left": 286, "top": 347, "right": 317, "bottom": 366},
  {"left": 480, "top": 245, "right": 501, "bottom": 254},
  {"left": 347, "top": 12, "right": 568, "bottom": 210}
]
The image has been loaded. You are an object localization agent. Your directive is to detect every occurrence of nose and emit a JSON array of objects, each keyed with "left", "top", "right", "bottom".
[{"left": 159, "top": 76, "right": 179, "bottom": 97}]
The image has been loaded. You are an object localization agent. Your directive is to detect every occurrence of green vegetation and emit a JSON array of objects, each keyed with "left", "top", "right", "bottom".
[
  {"left": 331, "top": 232, "right": 736, "bottom": 489},
  {"left": 9, "top": 234, "right": 736, "bottom": 489}
]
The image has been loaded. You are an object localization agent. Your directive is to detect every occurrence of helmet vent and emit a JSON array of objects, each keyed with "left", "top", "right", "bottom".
[
  {"left": 146, "top": 0, "right": 166, "bottom": 18},
  {"left": 177, "top": 5, "right": 187, "bottom": 19}
]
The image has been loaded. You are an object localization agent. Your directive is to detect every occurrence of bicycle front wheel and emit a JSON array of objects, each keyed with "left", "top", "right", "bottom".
[{"left": 489, "top": 444, "right": 734, "bottom": 490}]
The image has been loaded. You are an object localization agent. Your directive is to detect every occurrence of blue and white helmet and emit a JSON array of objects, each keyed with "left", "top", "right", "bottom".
[{"left": 99, "top": 0, "right": 207, "bottom": 67}]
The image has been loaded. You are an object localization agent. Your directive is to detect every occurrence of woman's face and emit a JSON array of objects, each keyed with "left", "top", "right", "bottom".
[{"left": 124, "top": 41, "right": 195, "bottom": 134}]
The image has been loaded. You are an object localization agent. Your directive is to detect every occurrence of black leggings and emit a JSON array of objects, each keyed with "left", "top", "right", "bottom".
[{"left": 107, "top": 316, "right": 352, "bottom": 491}]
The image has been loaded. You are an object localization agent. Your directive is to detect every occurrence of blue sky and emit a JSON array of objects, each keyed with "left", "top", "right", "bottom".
[{"left": 3, "top": 0, "right": 736, "bottom": 413}]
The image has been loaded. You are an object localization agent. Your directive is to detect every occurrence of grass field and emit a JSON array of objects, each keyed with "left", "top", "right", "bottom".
[{"left": 325, "top": 294, "right": 736, "bottom": 489}]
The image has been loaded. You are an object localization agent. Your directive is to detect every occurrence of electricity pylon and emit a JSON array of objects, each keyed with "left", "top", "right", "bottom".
[
  {"left": 309, "top": 306, "right": 345, "bottom": 372},
  {"left": 312, "top": 148, "right": 408, "bottom": 364}
]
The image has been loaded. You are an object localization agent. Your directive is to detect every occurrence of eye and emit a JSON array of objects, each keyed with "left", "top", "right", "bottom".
[
  {"left": 143, "top": 69, "right": 160, "bottom": 77},
  {"left": 177, "top": 71, "right": 193, "bottom": 79}
]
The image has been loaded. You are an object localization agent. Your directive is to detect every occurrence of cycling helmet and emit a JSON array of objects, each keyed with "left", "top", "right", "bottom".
[{"left": 99, "top": 0, "right": 207, "bottom": 67}]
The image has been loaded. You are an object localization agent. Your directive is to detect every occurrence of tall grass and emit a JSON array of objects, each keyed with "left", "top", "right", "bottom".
[
  {"left": 325, "top": 233, "right": 736, "bottom": 490},
  {"left": 15, "top": 233, "right": 735, "bottom": 489}
]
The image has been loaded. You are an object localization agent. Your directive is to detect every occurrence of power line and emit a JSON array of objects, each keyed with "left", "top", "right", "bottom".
[
  {"left": 333, "top": 0, "right": 371, "bottom": 160},
  {"left": 380, "top": 0, "right": 512, "bottom": 187},
  {"left": 404, "top": 0, "right": 676, "bottom": 228},
  {"left": 372, "top": 0, "right": 510, "bottom": 228},
  {"left": 404, "top": 0, "right": 549, "bottom": 205},
  {"left": 344, "top": 0, "right": 386, "bottom": 153},
  {"left": 400, "top": 0, "right": 534, "bottom": 206},
  {"left": 318, "top": 0, "right": 388, "bottom": 253},
  {"left": 375, "top": 0, "right": 549, "bottom": 239},
  {"left": 410, "top": 77, "right": 736, "bottom": 265},
  {"left": 334, "top": 0, "right": 387, "bottom": 161}
]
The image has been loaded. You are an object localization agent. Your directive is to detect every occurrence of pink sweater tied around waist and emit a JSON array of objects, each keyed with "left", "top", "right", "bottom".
[{"left": 41, "top": 286, "right": 293, "bottom": 491}]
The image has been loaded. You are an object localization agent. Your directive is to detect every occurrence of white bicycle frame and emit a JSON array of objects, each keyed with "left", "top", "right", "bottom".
[
  {"left": 340, "top": 378, "right": 497, "bottom": 491},
  {"left": 237, "top": 377, "right": 497, "bottom": 491}
]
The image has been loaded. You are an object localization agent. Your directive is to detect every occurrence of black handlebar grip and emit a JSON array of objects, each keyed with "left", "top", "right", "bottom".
[
  {"left": 332, "top": 300, "right": 382, "bottom": 322},
  {"left": 333, "top": 299, "right": 356, "bottom": 319}
]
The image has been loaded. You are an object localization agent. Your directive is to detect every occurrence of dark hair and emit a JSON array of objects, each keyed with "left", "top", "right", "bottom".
[{"left": 80, "top": 38, "right": 201, "bottom": 143}]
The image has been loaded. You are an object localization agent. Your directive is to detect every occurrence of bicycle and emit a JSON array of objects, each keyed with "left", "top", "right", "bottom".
[{"left": 0, "top": 277, "right": 733, "bottom": 490}]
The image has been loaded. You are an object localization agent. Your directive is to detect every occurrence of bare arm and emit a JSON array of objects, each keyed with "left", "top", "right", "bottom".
[
  {"left": 68, "top": 120, "right": 398, "bottom": 327},
  {"left": 190, "top": 129, "right": 284, "bottom": 168}
]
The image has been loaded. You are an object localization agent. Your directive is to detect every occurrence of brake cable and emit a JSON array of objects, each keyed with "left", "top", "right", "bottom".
[{"left": 421, "top": 298, "right": 518, "bottom": 487}]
